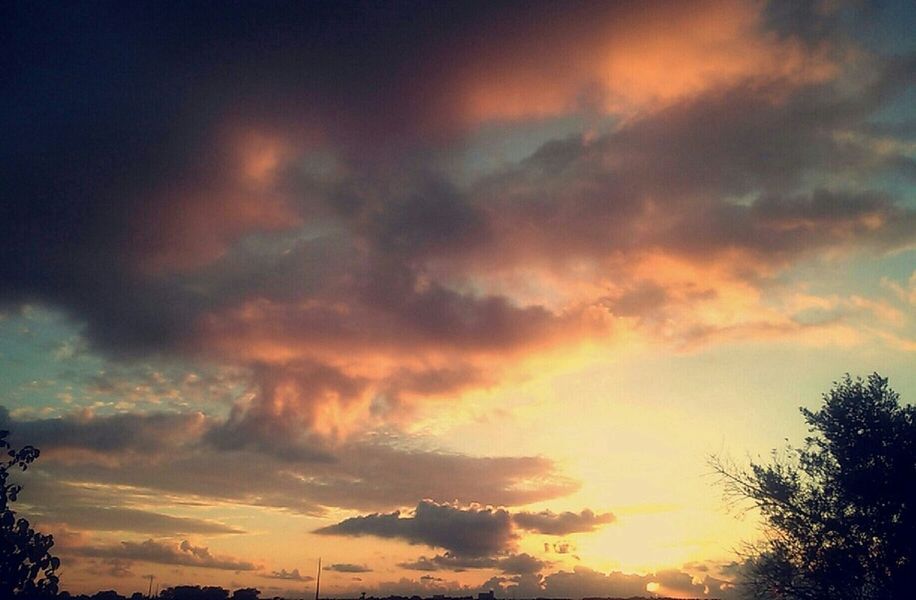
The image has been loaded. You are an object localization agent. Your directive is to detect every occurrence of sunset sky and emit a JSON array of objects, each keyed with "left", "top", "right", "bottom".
[{"left": 1, "top": 1, "right": 915, "bottom": 598}]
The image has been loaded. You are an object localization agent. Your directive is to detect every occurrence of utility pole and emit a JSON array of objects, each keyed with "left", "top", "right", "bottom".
[
  {"left": 147, "top": 575, "right": 155, "bottom": 600},
  {"left": 315, "top": 557, "right": 321, "bottom": 600}
]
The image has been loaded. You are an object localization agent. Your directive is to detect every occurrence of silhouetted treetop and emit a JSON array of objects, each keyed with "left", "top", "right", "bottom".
[
  {"left": 712, "top": 373, "right": 916, "bottom": 600},
  {"left": 0, "top": 429, "right": 60, "bottom": 599}
]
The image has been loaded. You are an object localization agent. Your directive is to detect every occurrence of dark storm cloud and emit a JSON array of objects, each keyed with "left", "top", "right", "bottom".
[
  {"left": 314, "top": 501, "right": 516, "bottom": 557},
  {"left": 70, "top": 539, "right": 258, "bottom": 571},
  {"left": 513, "top": 509, "right": 616, "bottom": 535},
  {"left": 1, "top": 1, "right": 914, "bottom": 451},
  {"left": 0, "top": 0, "right": 642, "bottom": 355}
]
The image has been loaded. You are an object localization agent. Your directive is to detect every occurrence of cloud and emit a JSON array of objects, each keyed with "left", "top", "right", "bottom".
[
  {"left": 315, "top": 501, "right": 515, "bottom": 557},
  {"left": 262, "top": 569, "right": 314, "bottom": 582},
  {"left": 2, "top": 5, "right": 914, "bottom": 445},
  {"left": 331, "top": 565, "right": 739, "bottom": 599},
  {"left": 537, "top": 566, "right": 739, "bottom": 600},
  {"left": 13, "top": 474, "right": 244, "bottom": 537},
  {"left": 4, "top": 409, "right": 575, "bottom": 524},
  {"left": 513, "top": 509, "right": 615, "bottom": 535},
  {"left": 85, "top": 558, "right": 135, "bottom": 579},
  {"left": 71, "top": 539, "right": 258, "bottom": 571},
  {"left": 316, "top": 502, "right": 614, "bottom": 561},
  {"left": 3, "top": 2, "right": 911, "bottom": 447},
  {"left": 34, "top": 502, "right": 243, "bottom": 536},
  {"left": 543, "top": 542, "right": 575, "bottom": 555},
  {"left": 3, "top": 3, "right": 913, "bottom": 593},
  {"left": 398, "top": 553, "right": 547, "bottom": 575},
  {"left": 325, "top": 564, "right": 373, "bottom": 573},
  {"left": 0, "top": 408, "right": 209, "bottom": 460}
]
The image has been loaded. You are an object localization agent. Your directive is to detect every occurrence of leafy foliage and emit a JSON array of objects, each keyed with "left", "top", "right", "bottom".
[
  {"left": 0, "top": 430, "right": 59, "bottom": 598},
  {"left": 712, "top": 374, "right": 916, "bottom": 599}
]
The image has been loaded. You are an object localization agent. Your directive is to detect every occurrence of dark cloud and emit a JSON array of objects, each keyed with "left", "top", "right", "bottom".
[
  {"left": 314, "top": 501, "right": 515, "bottom": 557},
  {"left": 1, "top": 1, "right": 628, "bottom": 353},
  {"left": 543, "top": 542, "right": 575, "bottom": 555},
  {"left": 513, "top": 509, "right": 615, "bottom": 535},
  {"left": 0, "top": 406, "right": 207, "bottom": 457},
  {"left": 2, "top": 1, "right": 914, "bottom": 448},
  {"left": 317, "top": 502, "right": 615, "bottom": 563},
  {"left": 475, "top": 66, "right": 916, "bottom": 272},
  {"left": 70, "top": 539, "right": 258, "bottom": 572},
  {"left": 325, "top": 564, "right": 373, "bottom": 573},
  {"left": 497, "top": 554, "right": 548, "bottom": 576}
]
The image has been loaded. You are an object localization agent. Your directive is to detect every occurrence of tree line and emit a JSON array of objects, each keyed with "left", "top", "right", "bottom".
[{"left": 56, "top": 588, "right": 263, "bottom": 600}]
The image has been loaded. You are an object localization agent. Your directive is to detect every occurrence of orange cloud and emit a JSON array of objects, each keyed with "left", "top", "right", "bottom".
[
  {"left": 448, "top": 0, "right": 836, "bottom": 124},
  {"left": 132, "top": 128, "right": 305, "bottom": 274}
]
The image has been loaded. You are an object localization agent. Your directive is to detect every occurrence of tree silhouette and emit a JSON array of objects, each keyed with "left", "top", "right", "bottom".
[
  {"left": 711, "top": 374, "right": 916, "bottom": 599},
  {"left": 0, "top": 430, "right": 59, "bottom": 598}
]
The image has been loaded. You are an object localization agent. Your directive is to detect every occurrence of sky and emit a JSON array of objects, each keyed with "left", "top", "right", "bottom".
[{"left": 1, "top": 1, "right": 915, "bottom": 598}]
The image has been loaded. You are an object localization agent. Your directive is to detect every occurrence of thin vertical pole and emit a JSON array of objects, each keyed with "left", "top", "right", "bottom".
[{"left": 315, "top": 557, "right": 321, "bottom": 600}]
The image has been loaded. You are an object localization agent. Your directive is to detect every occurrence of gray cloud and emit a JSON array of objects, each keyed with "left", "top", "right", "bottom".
[
  {"left": 513, "top": 509, "right": 615, "bottom": 535},
  {"left": 398, "top": 553, "right": 547, "bottom": 575},
  {"left": 325, "top": 564, "right": 373, "bottom": 573},
  {"left": 2, "top": 3, "right": 914, "bottom": 447},
  {"left": 84, "top": 557, "right": 135, "bottom": 579},
  {"left": 70, "top": 539, "right": 258, "bottom": 571},
  {"left": 1, "top": 27, "right": 913, "bottom": 468},
  {"left": 538, "top": 566, "right": 738, "bottom": 599},
  {"left": 473, "top": 65, "right": 916, "bottom": 274},
  {"left": 316, "top": 503, "right": 616, "bottom": 562},
  {"left": 314, "top": 501, "right": 516, "bottom": 557},
  {"left": 262, "top": 568, "right": 314, "bottom": 582},
  {"left": 4, "top": 409, "right": 575, "bottom": 529},
  {"left": 19, "top": 474, "right": 244, "bottom": 536},
  {"left": 327, "top": 564, "right": 740, "bottom": 599},
  {"left": 0, "top": 407, "right": 207, "bottom": 458}
]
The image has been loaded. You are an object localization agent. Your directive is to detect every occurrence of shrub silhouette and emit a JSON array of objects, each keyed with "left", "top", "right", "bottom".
[
  {"left": 712, "top": 374, "right": 916, "bottom": 599},
  {"left": 0, "top": 430, "right": 60, "bottom": 598}
]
